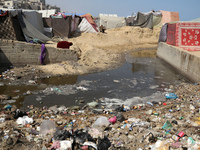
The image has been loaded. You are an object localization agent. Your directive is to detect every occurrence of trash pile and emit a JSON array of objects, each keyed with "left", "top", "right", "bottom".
[{"left": 0, "top": 83, "right": 200, "bottom": 149}]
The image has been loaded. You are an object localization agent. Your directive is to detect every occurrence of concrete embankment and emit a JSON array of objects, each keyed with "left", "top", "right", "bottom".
[
  {"left": 157, "top": 42, "right": 200, "bottom": 83},
  {"left": 0, "top": 40, "right": 78, "bottom": 67}
]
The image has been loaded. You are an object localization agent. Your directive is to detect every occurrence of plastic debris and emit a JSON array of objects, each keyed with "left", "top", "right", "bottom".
[
  {"left": 165, "top": 93, "right": 178, "bottom": 99},
  {"left": 39, "top": 120, "right": 56, "bottom": 135},
  {"left": 74, "top": 129, "right": 96, "bottom": 145},
  {"left": 53, "top": 130, "right": 72, "bottom": 141},
  {"left": 162, "top": 120, "right": 173, "bottom": 130},
  {"left": 60, "top": 140, "right": 73, "bottom": 150},
  {"left": 87, "top": 101, "right": 99, "bottom": 108},
  {"left": 83, "top": 141, "right": 97, "bottom": 150},
  {"left": 108, "top": 116, "right": 117, "bottom": 124},
  {"left": 16, "top": 116, "right": 33, "bottom": 126},
  {"left": 97, "top": 136, "right": 111, "bottom": 150},
  {"left": 93, "top": 116, "right": 109, "bottom": 127}
]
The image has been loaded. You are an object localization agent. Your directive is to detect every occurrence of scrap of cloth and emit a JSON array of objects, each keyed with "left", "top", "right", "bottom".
[
  {"left": 39, "top": 44, "right": 46, "bottom": 64},
  {"left": 57, "top": 41, "right": 73, "bottom": 49}
]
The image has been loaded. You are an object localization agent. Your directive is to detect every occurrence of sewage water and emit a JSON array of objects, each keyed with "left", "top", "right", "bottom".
[{"left": 0, "top": 50, "right": 191, "bottom": 109}]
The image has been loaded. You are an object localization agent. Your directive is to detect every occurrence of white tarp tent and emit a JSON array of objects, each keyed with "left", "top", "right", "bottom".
[
  {"left": 77, "top": 18, "right": 98, "bottom": 33},
  {"left": 99, "top": 14, "right": 126, "bottom": 29}
]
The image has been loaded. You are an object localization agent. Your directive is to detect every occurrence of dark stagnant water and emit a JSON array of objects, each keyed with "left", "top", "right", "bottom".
[{"left": 0, "top": 50, "right": 192, "bottom": 109}]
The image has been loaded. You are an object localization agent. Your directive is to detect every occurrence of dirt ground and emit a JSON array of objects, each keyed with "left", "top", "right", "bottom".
[{"left": 33, "top": 26, "right": 161, "bottom": 76}]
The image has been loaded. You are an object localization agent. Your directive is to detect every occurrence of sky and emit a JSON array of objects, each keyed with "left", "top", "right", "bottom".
[{"left": 46, "top": 0, "right": 200, "bottom": 21}]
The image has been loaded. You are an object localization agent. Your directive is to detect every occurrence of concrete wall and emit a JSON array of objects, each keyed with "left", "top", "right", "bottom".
[
  {"left": 0, "top": 39, "right": 78, "bottom": 67},
  {"left": 157, "top": 42, "right": 200, "bottom": 83}
]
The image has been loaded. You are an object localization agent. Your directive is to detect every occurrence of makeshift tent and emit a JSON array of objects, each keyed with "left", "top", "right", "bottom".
[
  {"left": 11, "top": 12, "right": 26, "bottom": 41},
  {"left": 77, "top": 13, "right": 99, "bottom": 33},
  {"left": 77, "top": 18, "right": 97, "bottom": 33},
  {"left": 166, "top": 22, "right": 200, "bottom": 51},
  {"left": 153, "top": 11, "right": 162, "bottom": 27},
  {"left": 0, "top": 11, "right": 18, "bottom": 40},
  {"left": 100, "top": 16, "right": 126, "bottom": 29},
  {"left": 16, "top": 11, "right": 50, "bottom": 43},
  {"left": 127, "top": 10, "right": 179, "bottom": 29},
  {"left": 160, "top": 10, "right": 180, "bottom": 25},
  {"left": 126, "top": 16, "right": 136, "bottom": 26},
  {"left": 158, "top": 23, "right": 168, "bottom": 42},
  {"left": 132, "top": 11, "right": 153, "bottom": 29},
  {"left": 99, "top": 14, "right": 126, "bottom": 29},
  {"left": 71, "top": 15, "right": 81, "bottom": 33},
  {"left": 49, "top": 12, "right": 82, "bottom": 36},
  {"left": 22, "top": 10, "right": 45, "bottom": 34},
  {"left": 0, "top": 9, "right": 51, "bottom": 43},
  {"left": 43, "top": 16, "right": 72, "bottom": 37},
  {"left": 81, "top": 14, "right": 98, "bottom": 32}
]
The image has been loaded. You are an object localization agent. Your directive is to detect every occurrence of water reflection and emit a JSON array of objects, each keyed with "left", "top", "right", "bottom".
[{"left": 39, "top": 75, "right": 78, "bottom": 85}]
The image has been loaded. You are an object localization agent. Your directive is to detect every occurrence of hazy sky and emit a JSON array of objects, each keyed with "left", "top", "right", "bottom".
[{"left": 46, "top": 0, "right": 200, "bottom": 21}]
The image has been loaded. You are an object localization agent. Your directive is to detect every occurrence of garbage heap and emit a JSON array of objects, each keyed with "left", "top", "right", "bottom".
[{"left": 0, "top": 83, "right": 200, "bottom": 149}]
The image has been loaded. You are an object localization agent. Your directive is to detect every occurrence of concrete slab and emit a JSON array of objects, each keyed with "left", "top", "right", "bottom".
[{"left": 157, "top": 42, "right": 200, "bottom": 83}]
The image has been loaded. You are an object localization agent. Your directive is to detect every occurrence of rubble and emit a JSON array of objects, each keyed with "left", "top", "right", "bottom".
[{"left": 0, "top": 83, "right": 199, "bottom": 149}]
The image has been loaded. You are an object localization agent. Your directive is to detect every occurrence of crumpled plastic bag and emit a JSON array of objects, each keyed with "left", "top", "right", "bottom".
[
  {"left": 39, "top": 120, "right": 56, "bottom": 135},
  {"left": 16, "top": 116, "right": 33, "bottom": 125},
  {"left": 83, "top": 141, "right": 97, "bottom": 150},
  {"left": 53, "top": 130, "right": 72, "bottom": 141},
  {"left": 97, "top": 136, "right": 111, "bottom": 150},
  {"left": 74, "top": 129, "right": 95, "bottom": 145},
  {"left": 93, "top": 116, "right": 109, "bottom": 127}
]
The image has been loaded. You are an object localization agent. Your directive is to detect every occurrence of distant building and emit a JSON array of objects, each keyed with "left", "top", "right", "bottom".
[{"left": 0, "top": 0, "right": 60, "bottom": 12}]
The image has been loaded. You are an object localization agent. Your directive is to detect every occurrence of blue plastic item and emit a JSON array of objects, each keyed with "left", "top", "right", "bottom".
[
  {"left": 165, "top": 93, "right": 178, "bottom": 99},
  {"left": 147, "top": 102, "right": 153, "bottom": 106},
  {"left": 4, "top": 104, "right": 12, "bottom": 110}
]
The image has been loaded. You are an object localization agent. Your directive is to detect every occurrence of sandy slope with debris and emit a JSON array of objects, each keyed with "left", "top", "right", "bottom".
[{"left": 35, "top": 26, "right": 161, "bottom": 76}]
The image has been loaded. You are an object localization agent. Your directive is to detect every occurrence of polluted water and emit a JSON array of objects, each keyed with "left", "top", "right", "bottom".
[{"left": 0, "top": 50, "right": 191, "bottom": 109}]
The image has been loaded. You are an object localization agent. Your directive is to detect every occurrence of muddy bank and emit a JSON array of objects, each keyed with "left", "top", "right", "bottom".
[
  {"left": 37, "top": 26, "right": 160, "bottom": 76},
  {"left": 0, "top": 26, "right": 161, "bottom": 82}
]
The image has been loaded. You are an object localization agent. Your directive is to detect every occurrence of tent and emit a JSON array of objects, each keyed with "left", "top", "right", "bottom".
[
  {"left": 1, "top": 9, "right": 51, "bottom": 43},
  {"left": 0, "top": 11, "right": 18, "bottom": 40},
  {"left": 22, "top": 10, "right": 45, "bottom": 34},
  {"left": 127, "top": 10, "right": 179, "bottom": 29},
  {"left": 13, "top": 10, "right": 50, "bottom": 43},
  {"left": 53, "top": 12, "right": 82, "bottom": 36},
  {"left": 153, "top": 12, "right": 162, "bottom": 27},
  {"left": 77, "top": 13, "right": 99, "bottom": 33},
  {"left": 132, "top": 11, "right": 154, "bottom": 29},
  {"left": 126, "top": 16, "right": 136, "bottom": 26},
  {"left": 98, "top": 14, "right": 126, "bottom": 29},
  {"left": 127, "top": 11, "right": 162, "bottom": 29},
  {"left": 43, "top": 16, "right": 72, "bottom": 37},
  {"left": 77, "top": 18, "right": 97, "bottom": 33},
  {"left": 158, "top": 23, "right": 168, "bottom": 42}
]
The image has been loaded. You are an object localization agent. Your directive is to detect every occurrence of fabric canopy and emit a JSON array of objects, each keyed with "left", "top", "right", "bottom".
[
  {"left": 133, "top": 12, "right": 153, "bottom": 29},
  {"left": 17, "top": 11, "right": 51, "bottom": 43},
  {"left": 99, "top": 16, "right": 126, "bottom": 29}
]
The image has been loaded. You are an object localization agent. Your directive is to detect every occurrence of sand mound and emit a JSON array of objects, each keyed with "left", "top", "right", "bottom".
[{"left": 37, "top": 26, "right": 161, "bottom": 76}]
